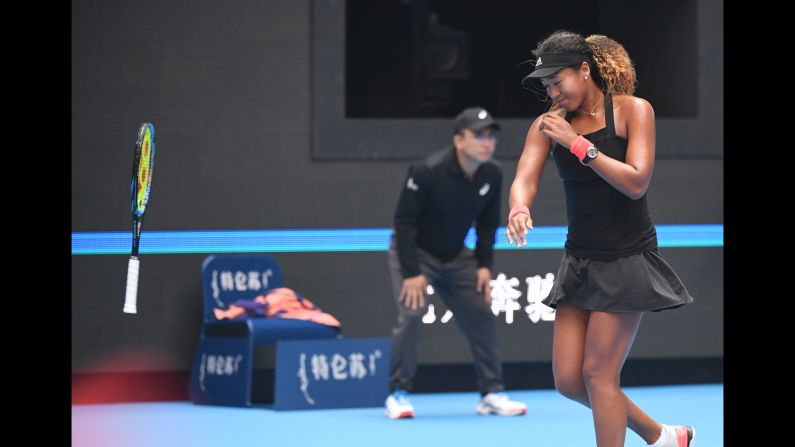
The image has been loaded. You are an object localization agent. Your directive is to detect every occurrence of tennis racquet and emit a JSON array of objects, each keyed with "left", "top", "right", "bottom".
[{"left": 123, "top": 122, "right": 156, "bottom": 314}]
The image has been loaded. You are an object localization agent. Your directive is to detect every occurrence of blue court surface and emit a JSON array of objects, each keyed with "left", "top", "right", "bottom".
[{"left": 72, "top": 384, "right": 721, "bottom": 447}]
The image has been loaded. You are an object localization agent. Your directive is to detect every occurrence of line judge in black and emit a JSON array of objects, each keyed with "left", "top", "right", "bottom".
[{"left": 384, "top": 107, "right": 527, "bottom": 419}]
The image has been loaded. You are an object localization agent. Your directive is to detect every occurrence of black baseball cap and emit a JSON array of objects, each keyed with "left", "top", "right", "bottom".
[
  {"left": 521, "top": 52, "right": 589, "bottom": 88},
  {"left": 453, "top": 107, "right": 501, "bottom": 134}
]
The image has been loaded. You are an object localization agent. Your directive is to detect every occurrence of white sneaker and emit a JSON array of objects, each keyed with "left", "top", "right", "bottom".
[
  {"left": 476, "top": 392, "right": 527, "bottom": 416},
  {"left": 660, "top": 424, "right": 696, "bottom": 447},
  {"left": 385, "top": 390, "right": 415, "bottom": 419}
]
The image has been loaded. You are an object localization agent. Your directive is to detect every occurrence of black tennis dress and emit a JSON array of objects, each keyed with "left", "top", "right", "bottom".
[{"left": 542, "top": 95, "right": 694, "bottom": 312}]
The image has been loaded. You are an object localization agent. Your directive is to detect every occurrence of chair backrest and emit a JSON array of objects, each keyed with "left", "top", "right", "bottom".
[{"left": 201, "top": 254, "right": 284, "bottom": 323}]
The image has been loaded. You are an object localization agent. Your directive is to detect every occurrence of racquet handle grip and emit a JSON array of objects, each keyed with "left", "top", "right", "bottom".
[{"left": 123, "top": 257, "right": 140, "bottom": 314}]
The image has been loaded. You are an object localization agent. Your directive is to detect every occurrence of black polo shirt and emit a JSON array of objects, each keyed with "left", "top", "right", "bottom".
[{"left": 393, "top": 146, "right": 502, "bottom": 278}]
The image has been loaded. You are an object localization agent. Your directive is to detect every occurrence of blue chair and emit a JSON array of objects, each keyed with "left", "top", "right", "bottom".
[{"left": 188, "top": 254, "right": 340, "bottom": 407}]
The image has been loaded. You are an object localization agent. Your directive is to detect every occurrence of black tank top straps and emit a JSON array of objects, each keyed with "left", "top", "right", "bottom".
[{"left": 564, "top": 93, "right": 617, "bottom": 137}]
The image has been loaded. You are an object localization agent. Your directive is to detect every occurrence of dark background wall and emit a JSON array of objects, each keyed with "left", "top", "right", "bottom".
[
  {"left": 313, "top": 0, "right": 722, "bottom": 160},
  {"left": 72, "top": 0, "right": 722, "bottom": 397}
]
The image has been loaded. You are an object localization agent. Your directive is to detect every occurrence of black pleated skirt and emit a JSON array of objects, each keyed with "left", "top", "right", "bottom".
[{"left": 542, "top": 249, "right": 694, "bottom": 312}]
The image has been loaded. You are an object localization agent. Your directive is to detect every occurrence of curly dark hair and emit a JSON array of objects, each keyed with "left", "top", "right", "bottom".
[{"left": 531, "top": 30, "right": 636, "bottom": 108}]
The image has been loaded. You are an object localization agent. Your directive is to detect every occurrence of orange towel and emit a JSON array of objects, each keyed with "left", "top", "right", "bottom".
[{"left": 231, "top": 287, "right": 341, "bottom": 328}]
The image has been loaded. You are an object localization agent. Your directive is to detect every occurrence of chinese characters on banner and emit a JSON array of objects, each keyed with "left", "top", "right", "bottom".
[
  {"left": 422, "top": 272, "right": 556, "bottom": 324},
  {"left": 298, "top": 350, "right": 383, "bottom": 405}
]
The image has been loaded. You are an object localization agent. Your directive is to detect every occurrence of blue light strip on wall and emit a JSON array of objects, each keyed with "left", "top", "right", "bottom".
[{"left": 72, "top": 224, "right": 723, "bottom": 255}]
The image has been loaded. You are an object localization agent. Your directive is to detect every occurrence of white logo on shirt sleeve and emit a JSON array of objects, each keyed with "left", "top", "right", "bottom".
[
  {"left": 479, "top": 183, "right": 490, "bottom": 196},
  {"left": 407, "top": 177, "right": 419, "bottom": 191}
]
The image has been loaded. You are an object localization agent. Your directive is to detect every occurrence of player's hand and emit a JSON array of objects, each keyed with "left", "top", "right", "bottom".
[
  {"left": 400, "top": 274, "right": 428, "bottom": 310},
  {"left": 539, "top": 112, "right": 578, "bottom": 149},
  {"left": 476, "top": 267, "right": 493, "bottom": 304},
  {"left": 506, "top": 212, "right": 533, "bottom": 247}
]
